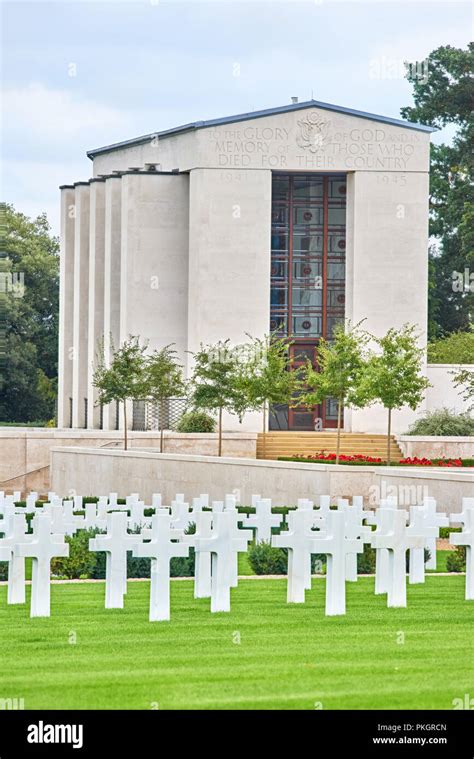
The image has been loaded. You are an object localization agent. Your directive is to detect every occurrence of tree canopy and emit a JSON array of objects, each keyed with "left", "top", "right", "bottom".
[
  {"left": 401, "top": 43, "right": 474, "bottom": 337},
  {"left": 0, "top": 203, "right": 59, "bottom": 423}
]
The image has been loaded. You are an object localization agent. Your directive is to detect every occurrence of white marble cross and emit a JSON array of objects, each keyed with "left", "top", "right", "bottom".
[
  {"left": 64, "top": 500, "right": 85, "bottom": 534},
  {"left": 25, "top": 494, "right": 38, "bottom": 513},
  {"left": 194, "top": 511, "right": 251, "bottom": 612},
  {"left": 408, "top": 505, "right": 438, "bottom": 584},
  {"left": 133, "top": 513, "right": 188, "bottom": 621},
  {"left": 108, "top": 492, "right": 118, "bottom": 508},
  {"left": 319, "top": 495, "right": 331, "bottom": 511},
  {"left": 152, "top": 493, "right": 162, "bottom": 508},
  {"left": 224, "top": 494, "right": 237, "bottom": 511},
  {"left": 170, "top": 501, "right": 192, "bottom": 531},
  {"left": 15, "top": 514, "right": 69, "bottom": 617},
  {"left": 307, "top": 510, "right": 363, "bottom": 615},
  {"left": 371, "top": 508, "right": 424, "bottom": 607},
  {"left": 365, "top": 499, "right": 401, "bottom": 595},
  {"left": 184, "top": 511, "right": 213, "bottom": 598},
  {"left": 0, "top": 504, "right": 15, "bottom": 535},
  {"left": 73, "top": 495, "right": 83, "bottom": 511},
  {"left": 190, "top": 497, "right": 203, "bottom": 515},
  {"left": 89, "top": 512, "right": 142, "bottom": 608},
  {"left": 450, "top": 504, "right": 474, "bottom": 600},
  {"left": 212, "top": 501, "right": 224, "bottom": 513},
  {"left": 128, "top": 501, "right": 151, "bottom": 530},
  {"left": 297, "top": 499, "right": 313, "bottom": 510},
  {"left": 422, "top": 497, "right": 448, "bottom": 570},
  {"left": 251, "top": 494, "right": 261, "bottom": 507},
  {"left": 82, "top": 503, "right": 102, "bottom": 530},
  {"left": 338, "top": 501, "right": 372, "bottom": 582},
  {"left": 199, "top": 494, "right": 209, "bottom": 508},
  {"left": 273, "top": 510, "right": 315, "bottom": 603},
  {"left": 0, "top": 513, "right": 33, "bottom": 604},
  {"left": 245, "top": 499, "right": 282, "bottom": 544}
]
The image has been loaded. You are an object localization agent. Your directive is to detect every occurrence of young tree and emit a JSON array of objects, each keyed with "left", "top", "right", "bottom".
[
  {"left": 361, "top": 325, "right": 431, "bottom": 464},
  {"left": 144, "top": 345, "right": 186, "bottom": 453},
  {"left": 93, "top": 336, "right": 148, "bottom": 450},
  {"left": 188, "top": 340, "right": 246, "bottom": 457},
  {"left": 300, "top": 322, "right": 370, "bottom": 464},
  {"left": 237, "top": 334, "right": 303, "bottom": 459}
]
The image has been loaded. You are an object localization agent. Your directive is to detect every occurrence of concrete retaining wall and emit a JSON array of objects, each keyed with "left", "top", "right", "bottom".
[
  {"left": 50, "top": 447, "right": 473, "bottom": 515},
  {"left": 397, "top": 435, "right": 474, "bottom": 459},
  {"left": 0, "top": 429, "right": 257, "bottom": 493}
]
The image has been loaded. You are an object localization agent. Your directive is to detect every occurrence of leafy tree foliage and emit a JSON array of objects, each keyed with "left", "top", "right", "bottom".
[
  {"left": 360, "top": 325, "right": 431, "bottom": 463},
  {"left": 145, "top": 344, "right": 185, "bottom": 452},
  {"left": 401, "top": 44, "right": 474, "bottom": 336},
  {"left": 188, "top": 340, "right": 249, "bottom": 456},
  {"left": 0, "top": 203, "right": 59, "bottom": 423},
  {"left": 93, "top": 335, "right": 149, "bottom": 449},
  {"left": 427, "top": 329, "right": 474, "bottom": 363},
  {"left": 301, "top": 322, "right": 369, "bottom": 463}
]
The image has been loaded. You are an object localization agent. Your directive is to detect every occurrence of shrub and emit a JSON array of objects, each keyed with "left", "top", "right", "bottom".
[
  {"left": 406, "top": 408, "right": 474, "bottom": 436},
  {"left": 176, "top": 411, "right": 216, "bottom": 433},
  {"left": 357, "top": 544, "right": 376, "bottom": 574},
  {"left": 247, "top": 542, "right": 288, "bottom": 575},
  {"left": 51, "top": 528, "right": 99, "bottom": 579},
  {"left": 440, "top": 526, "right": 461, "bottom": 538},
  {"left": 446, "top": 546, "right": 466, "bottom": 572},
  {"left": 427, "top": 330, "right": 474, "bottom": 364}
]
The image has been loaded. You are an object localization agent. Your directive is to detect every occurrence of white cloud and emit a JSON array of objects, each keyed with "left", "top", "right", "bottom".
[{"left": 3, "top": 83, "right": 135, "bottom": 160}]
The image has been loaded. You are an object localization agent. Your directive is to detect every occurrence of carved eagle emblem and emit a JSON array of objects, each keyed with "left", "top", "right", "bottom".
[{"left": 296, "top": 111, "right": 331, "bottom": 153}]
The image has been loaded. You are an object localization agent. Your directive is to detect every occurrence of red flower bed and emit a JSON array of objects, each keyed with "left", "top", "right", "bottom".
[
  {"left": 289, "top": 452, "right": 472, "bottom": 467},
  {"left": 398, "top": 456, "right": 463, "bottom": 467},
  {"left": 302, "top": 452, "right": 384, "bottom": 464}
]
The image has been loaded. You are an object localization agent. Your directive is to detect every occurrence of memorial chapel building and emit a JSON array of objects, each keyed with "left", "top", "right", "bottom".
[{"left": 58, "top": 99, "right": 435, "bottom": 434}]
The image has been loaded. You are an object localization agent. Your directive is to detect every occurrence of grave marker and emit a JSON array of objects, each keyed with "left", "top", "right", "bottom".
[
  {"left": 0, "top": 513, "right": 32, "bottom": 604},
  {"left": 89, "top": 512, "right": 142, "bottom": 608},
  {"left": 133, "top": 514, "right": 188, "bottom": 621},
  {"left": 194, "top": 511, "right": 251, "bottom": 612},
  {"left": 15, "top": 514, "right": 69, "bottom": 617}
]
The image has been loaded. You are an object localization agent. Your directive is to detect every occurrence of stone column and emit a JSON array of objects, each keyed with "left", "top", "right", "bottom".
[
  {"left": 87, "top": 179, "right": 106, "bottom": 428},
  {"left": 347, "top": 170, "right": 429, "bottom": 433},
  {"left": 187, "top": 168, "right": 271, "bottom": 431},
  {"left": 119, "top": 171, "right": 190, "bottom": 432},
  {"left": 57, "top": 186, "right": 75, "bottom": 428},
  {"left": 72, "top": 182, "right": 90, "bottom": 428},
  {"left": 102, "top": 176, "right": 122, "bottom": 430}
]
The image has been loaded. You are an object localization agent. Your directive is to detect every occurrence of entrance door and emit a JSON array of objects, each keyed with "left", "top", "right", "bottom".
[
  {"left": 288, "top": 342, "right": 341, "bottom": 430},
  {"left": 270, "top": 172, "right": 347, "bottom": 431}
]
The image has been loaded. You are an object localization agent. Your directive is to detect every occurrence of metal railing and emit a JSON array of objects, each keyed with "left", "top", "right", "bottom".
[{"left": 132, "top": 398, "right": 187, "bottom": 431}]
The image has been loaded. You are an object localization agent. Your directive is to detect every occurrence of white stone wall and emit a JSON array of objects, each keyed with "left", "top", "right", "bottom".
[
  {"left": 120, "top": 173, "right": 189, "bottom": 365},
  {"left": 425, "top": 364, "right": 474, "bottom": 415}
]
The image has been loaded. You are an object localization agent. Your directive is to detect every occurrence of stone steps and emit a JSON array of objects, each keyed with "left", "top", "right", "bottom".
[{"left": 257, "top": 432, "right": 403, "bottom": 460}]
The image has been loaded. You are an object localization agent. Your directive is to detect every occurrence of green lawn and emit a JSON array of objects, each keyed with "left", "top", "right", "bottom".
[{"left": 0, "top": 576, "right": 472, "bottom": 710}]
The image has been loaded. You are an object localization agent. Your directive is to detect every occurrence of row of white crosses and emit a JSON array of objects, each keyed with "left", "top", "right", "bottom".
[
  {"left": 88, "top": 497, "right": 253, "bottom": 620},
  {"left": 1, "top": 490, "right": 473, "bottom": 620}
]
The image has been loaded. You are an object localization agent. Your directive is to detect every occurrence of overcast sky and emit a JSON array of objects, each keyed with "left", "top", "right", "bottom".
[{"left": 2, "top": 0, "right": 472, "bottom": 234}]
